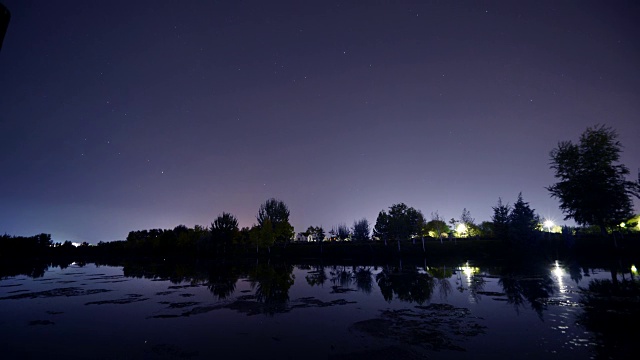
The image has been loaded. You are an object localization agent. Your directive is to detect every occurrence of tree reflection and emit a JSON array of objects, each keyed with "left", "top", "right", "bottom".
[
  {"left": 353, "top": 266, "right": 374, "bottom": 294},
  {"left": 206, "top": 262, "right": 239, "bottom": 300},
  {"left": 454, "top": 263, "right": 486, "bottom": 303},
  {"left": 330, "top": 265, "right": 353, "bottom": 288},
  {"left": 498, "top": 269, "right": 555, "bottom": 318},
  {"left": 427, "top": 266, "right": 454, "bottom": 300},
  {"left": 578, "top": 275, "right": 640, "bottom": 359},
  {"left": 248, "top": 262, "right": 295, "bottom": 315},
  {"left": 305, "top": 265, "right": 327, "bottom": 287},
  {"left": 376, "top": 265, "right": 435, "bottom": 304},
  {"left": 567, "top": 261, "right": 584, "bottom": 284}
]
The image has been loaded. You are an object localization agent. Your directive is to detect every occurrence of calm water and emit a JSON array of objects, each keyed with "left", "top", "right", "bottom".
[{"left": 0, "top": 259, "right": 634, "bottom": 359}]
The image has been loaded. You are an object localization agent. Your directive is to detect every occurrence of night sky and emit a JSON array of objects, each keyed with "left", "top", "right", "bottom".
[{"left": 1, "top": 1, "right": 639, "bottom": 243}]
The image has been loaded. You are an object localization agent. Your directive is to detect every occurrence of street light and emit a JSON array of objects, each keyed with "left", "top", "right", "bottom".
[{"left": 543, "top": 219, "right": 554, "bottom": 238}]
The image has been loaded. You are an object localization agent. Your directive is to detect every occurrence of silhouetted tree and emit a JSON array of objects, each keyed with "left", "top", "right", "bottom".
[
  {"left": 352, "top": 218, "right": 370, "bottom": 242},
  {"left": 373, "top": 211, "right": 390, "bottom": 246},
  {"left": 211, "top": 212, "right": 240, "bottom": 254},
  {"left": 492, "top": 198, "right": 511, "bottom": 241},
  {"left": 477, "top": 221, "right": 494, "bottom": 238},
  {"left": 508, "top": 193, "right": 540, "bottom": 244},
  {"left": 256, "top": 198, "right": 294, "bottom": 246},
  {"left": 379, "top": 203, "right": 424, "bottom": 251},
  {"left": 548, "top": 125, "right": 640, "bottom": 239},
  {"left": 459, "top": 208, "right": 476, "bottom": 237},
  {"left": 335, "top": 223, "right": 350, "bottom": 241}
]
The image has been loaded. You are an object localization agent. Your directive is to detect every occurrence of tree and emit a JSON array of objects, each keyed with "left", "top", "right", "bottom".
[
  {"left": 548, "top": 125, "right": 640, "bottom": 237},
  {"left": 458, "top": 208, "right": 476, "bottom": 237},
  {"left": 378, "top": 203, "right": 424, "bottom": 252},
  {"left": 352, "top": 218, "right": 370, "bottom": 242},
  {"left": 315, "top": 226, "right": 325, "bottom": 242},
  {"left": 425, "top": 211, "right": 449, "bottom": 244},
  {"left": 335, "top": 223, "right": 350, "bottom": 241},
  {"left": 508, "top": 193, "right": 540, "bottom": 244},
  {"left": 256, "top": 198, "right": 294, "bottom": 246},
  {"left": 492, "top": 198, "right": 511, "bottom": 241},
  {"left": 478, "top": 221, "right": 494, "bottom": 238},
  {"left": 373, "top": 211, "right": 390, "bottom": 246},
  {"left": 211, "top": 212, "right": 240, "bottom": 253}
]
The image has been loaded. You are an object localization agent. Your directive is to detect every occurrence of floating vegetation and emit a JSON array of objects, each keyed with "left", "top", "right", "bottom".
[
  {"left": 82, "top": 275, "right": 130, "bottom": 284},
  {"left": 475, "top": 291, "right": 506, "bottom": 297},
  {"left": 330, "top": 286, "right": 357, "bottom": 294},
  {"left": 0, "top": 287, "right": 111, "bottom": 300},
  {"left": 150, "top": 296, "right": 357, "bottom": 318},
  {"left": 85, "top": 294, "right": 148, "bottom": 305},
  {"left": 167, "top": 301, "right": 200, "bottom": 309},
  {"left": 7, "top": 289, "right": 29, "bottom": 294},
  {"left": 168, "top": 285, "right": 201, "bottom": 290},
  {"left": 155, "top": 291, "right": 175, "bottom": 296},
  {"left": 350, "top": 303, "right": 486, "bottom": 351}
]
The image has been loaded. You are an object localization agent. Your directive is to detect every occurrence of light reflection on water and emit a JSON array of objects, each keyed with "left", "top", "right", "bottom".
[{"left": 0, "top": 259, "right": 633, "bottom": 359}]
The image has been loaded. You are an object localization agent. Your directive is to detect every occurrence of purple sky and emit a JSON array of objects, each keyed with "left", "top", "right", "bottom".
[{"left": 1, "top": 1, "right": 639, "bottom": 243}]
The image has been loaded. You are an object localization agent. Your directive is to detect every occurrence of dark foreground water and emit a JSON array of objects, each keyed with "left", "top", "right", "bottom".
[{"left": 0, "top": 259, "right": 637, "bottom": 359}]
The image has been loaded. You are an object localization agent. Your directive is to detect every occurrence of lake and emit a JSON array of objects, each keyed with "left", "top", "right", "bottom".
[{"left": 0, "top": 258, "right": 636, "bottom": 359}]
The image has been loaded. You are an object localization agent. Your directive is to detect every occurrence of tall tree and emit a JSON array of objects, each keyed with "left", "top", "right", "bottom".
[
  {"left": 547, "top": 125, "right": 640, "bottom": 236},
  {"left": 384, "top": 203, "right": 424, "bottom": 251},
  {"left": 373, "top": 211, "right": 390, "bottom": 246},
  {"left": 426, "top": 211, "right": 449, "bottom": 244},
  {"left": 508, "top": 193, "right": 540, "bottom": 244},
  {"left": 352, "top": 218, "right": 370, "bottom": 242},
  {"left": 211, "top": 212, "right": 240, "bottom": 253},
  {"left": 459, "top": 208, "right": 476, "bottom": 237},
  {"left": 335, "top": 223, "right": 350, "bottom": 241},
  {"left": 256, "top": 198, "right": 294, "bottom": 245},
  {"left": 492, "top": 198, "right": 511, "bottom": 241}
]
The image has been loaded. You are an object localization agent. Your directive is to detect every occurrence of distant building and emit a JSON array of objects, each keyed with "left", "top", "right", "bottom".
[
  {"left": 295, "top": 233, "right": 314, "bottom": 242},
  {"left": 295, "top": 232, "right": 325, "bottom": 242}
]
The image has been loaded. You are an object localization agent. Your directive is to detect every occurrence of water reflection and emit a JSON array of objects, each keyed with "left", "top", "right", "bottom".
[
  {"left": 426, "top": 266, "right": 454, "bottom": 300},
  {"left": 376, "top": 265, "right": 436, "bottom": 304},
  {"left": 2, "top": 257, "right": 639, "bottom": 359},
  {"left": 353, "top": 266, "right": 374, "bottom": 294},
  {"left": 454, "top": 262, "right": 486, "bottom": 303},
  {"left": 305, "top": 265, "right": 327, "bottom": 287},
  {"left": 206, "top": 262, "right": 239, "bottom": 300},
  {"left": 578, "top": 275, "right": 640, "bottom": 359},
  {"left": 248, "top": 262, "right": 294, "bottom": 314},
  {"left": 498, "top": 264, "right": 556, "bottom": 318}
]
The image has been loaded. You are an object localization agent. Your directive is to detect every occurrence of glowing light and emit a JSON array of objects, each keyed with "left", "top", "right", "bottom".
[
  {"left": 456, "top": 223, "right": 467, "bottom": 236},
  {"left": 632, "top": 265, "right": 638, "bottom": 275},
  {"left": 460, "top": 262, "right": 480, "bottom": 285},
  {"left": 543, "top": 220, "right": 555, "bottom": 231},
  {"left": 552, "top": 260, "right": 566, "bottom": 293},
  {"left": 620, "top": 222, "right": 626, "bottom": 228}
]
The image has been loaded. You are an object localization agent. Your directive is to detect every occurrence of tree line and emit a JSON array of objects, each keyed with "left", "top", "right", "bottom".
[{"left": 2, "top": 125, "right": 639, "bottom": 257}]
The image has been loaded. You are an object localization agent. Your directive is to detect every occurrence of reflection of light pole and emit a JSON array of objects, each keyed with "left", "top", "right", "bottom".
[{"left": 544, "top": 220, "right": 554, "bottom": 239}]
